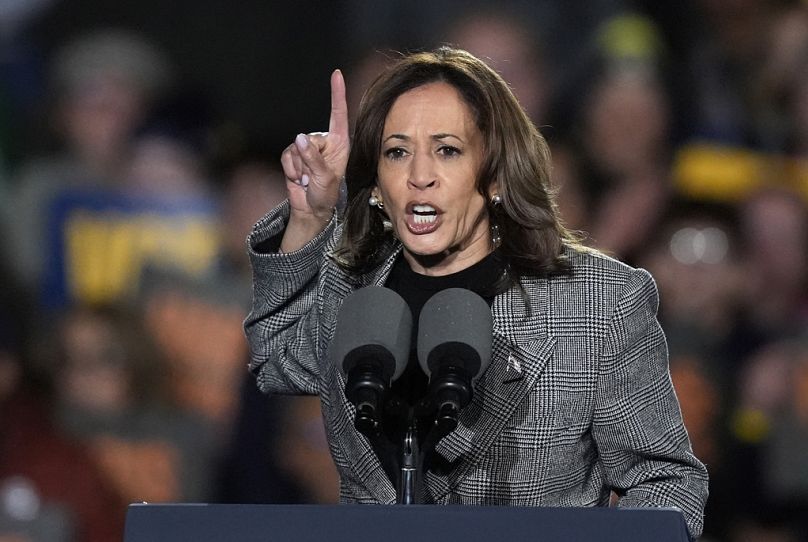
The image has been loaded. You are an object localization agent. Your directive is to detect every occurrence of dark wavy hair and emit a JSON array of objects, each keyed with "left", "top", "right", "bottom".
[{"left": 334, "top": 47, "right": 577, "bottom": 281}]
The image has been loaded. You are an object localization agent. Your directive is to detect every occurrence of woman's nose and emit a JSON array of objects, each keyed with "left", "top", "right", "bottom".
[{"left": 408, "top": 153, "right": 437, "bottom": 190}]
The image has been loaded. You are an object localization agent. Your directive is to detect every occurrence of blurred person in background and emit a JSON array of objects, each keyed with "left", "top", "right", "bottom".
[
  {"left": 122, "top": 90, "right": 216, "bottom": 201},
  {"left": 4, "top": 28, "right": 226, "bottom": 311},
  {"left": 39, "top": 29, "right": 172, "bottom": 182},
  {"left": 761, "top": 2, "right": 808, "bottom": 153},
  {"left": 40, "top": 303, "right": 218, "bottom": 505},
  {"left": 761, "top": 339, "right": 808, "bottom": 536},
  {"left": 730, "top": 187, "right": 808, "bottom": 358},
  {"left": 574, "top": 61, "right": 674, "bottom": 262},
  {"left": 4, "top": 29, "right": 174, "bottom": 299},
  {"left": 443, "top": 7, "right": 552, "bottom": 125},
  {"left": 217, "top": 157, "right": 287, "bottom": 297},
  {"left": 727, "top": 339, "right": 808, "bottom": 541},
  {"left": 138, "top": 269, "right": 249, "bottom": 435},
  {"left": 683, "top": 0, "right": 808, "bottom": 150},
  {"left": 638, "top": 201, "right": 744, "bottom": 379},
  {"left": 0, "top": 264, "right": 125, "bottom": 542}
]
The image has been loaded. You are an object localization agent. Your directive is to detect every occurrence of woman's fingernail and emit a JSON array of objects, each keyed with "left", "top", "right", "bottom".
[
  {"left": 301, "top": 174, "right": 310, "bottom": 187},
  {"left": 295, "top": 133, "right": 309, "bottom": 150}
]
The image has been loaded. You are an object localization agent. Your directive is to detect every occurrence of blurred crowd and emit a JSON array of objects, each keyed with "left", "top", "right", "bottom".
[{"left": 1, "top": 1, "right": 808, "bottom": 541}]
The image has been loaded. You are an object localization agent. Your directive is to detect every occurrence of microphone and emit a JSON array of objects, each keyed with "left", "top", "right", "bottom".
[
  {"left": 331, "top": 286, "right": 412, "bottom": 437},
  {"left": 417, "top": 288, "right": 493, "bottom": 434}
]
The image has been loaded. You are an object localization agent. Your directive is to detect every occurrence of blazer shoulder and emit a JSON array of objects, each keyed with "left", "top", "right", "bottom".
[
  {"left": 561, "top": 244, "right": 643, "bottom": 284},
  {"left": 542, "top": 245, "right": 657, "bottom": 325}
]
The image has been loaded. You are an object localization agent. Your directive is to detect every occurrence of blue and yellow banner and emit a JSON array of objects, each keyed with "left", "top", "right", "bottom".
[{"left": 44, "top": 188, "right": 221, "bottom": 308}]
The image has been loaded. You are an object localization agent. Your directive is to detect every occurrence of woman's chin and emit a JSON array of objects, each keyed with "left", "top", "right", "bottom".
[{"left": 400, "top": 238, "right": 445, "bottom": 259}]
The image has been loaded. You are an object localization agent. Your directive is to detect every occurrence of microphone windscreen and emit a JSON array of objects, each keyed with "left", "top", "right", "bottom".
[
  {"left": 417, "top": 288, "right": 493, "bottom": 380},
  {"left": 331, "top": 286, "right": 412, "bottom": 382}
]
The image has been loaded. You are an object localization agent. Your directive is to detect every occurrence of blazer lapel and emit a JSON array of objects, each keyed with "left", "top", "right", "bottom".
[
  {"left": 426, "top": 277, "right": 556, "bottom": 499},
  {"left": 321, "top": 244, "right": 403, "bottom": 503}
]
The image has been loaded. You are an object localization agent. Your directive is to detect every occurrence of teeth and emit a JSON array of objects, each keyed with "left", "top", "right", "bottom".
[{"left": 412, "top": 204, "right": 437, "bottom": 225}]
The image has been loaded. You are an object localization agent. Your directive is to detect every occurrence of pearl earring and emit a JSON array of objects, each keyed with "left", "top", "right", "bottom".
[
  {"left": 368, "top": 195, "right": 384, "bottom": 209},
  {"left": 491, "top": 194, "right": 502, "bottom": 206}
]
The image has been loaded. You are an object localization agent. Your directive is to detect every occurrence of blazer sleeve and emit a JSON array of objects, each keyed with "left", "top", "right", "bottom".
[
  {"left": 593, "top": 267, "right": 709, "bottom": 539},
  {"left": 243, "top": 200, "right": 337, "bottom": 396}
]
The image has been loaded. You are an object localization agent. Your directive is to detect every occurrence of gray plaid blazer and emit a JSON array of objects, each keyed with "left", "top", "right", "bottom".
[{"left": 245, "top": 201, "right": 708, "bottom": 538}]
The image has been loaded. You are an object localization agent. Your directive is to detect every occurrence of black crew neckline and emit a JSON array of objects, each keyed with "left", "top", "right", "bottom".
[{"left": 388, "top": 249, "right": 505, "bottom": 300}]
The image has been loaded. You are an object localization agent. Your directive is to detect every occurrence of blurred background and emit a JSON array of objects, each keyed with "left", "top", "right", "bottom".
[{"left": 1, "top": 0, "right": 807, "bottom": 541}]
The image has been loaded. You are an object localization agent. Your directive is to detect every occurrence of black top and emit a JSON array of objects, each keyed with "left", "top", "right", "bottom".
[{"left": 373, "top": 250, "right": 504, "bottom": 489}]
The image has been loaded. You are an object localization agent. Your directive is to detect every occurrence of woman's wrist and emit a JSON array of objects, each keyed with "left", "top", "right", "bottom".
[{"left": 280, "top": 208, "right": 333, "bottom": 253}]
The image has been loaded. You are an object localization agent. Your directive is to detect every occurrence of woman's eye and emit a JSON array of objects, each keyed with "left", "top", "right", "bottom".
[
  {"left": 384, "top": 148, "right": 407, "bottom": 160},
  {"left": 438, "top": 145, "right": 461, "bottom": 157}
]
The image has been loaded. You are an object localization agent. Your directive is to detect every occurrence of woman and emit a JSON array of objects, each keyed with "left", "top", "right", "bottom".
[{"left": 245, "top": 47, "right": 708, "bottom": 539}]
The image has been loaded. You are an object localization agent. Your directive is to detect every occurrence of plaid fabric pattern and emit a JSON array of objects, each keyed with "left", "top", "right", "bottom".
[{"left": 245, "top": 201, "right": 708, "bottom": 538}]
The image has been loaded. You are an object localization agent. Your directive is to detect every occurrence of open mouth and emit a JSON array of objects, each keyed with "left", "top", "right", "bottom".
[
  {"left": 406, "top": 202, "right": 442, "bottom": 234},
  {"left": 412, "top": 204, "right": 438, "bottom": 224}
]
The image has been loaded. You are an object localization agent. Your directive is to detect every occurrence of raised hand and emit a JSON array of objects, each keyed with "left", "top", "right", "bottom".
[{"left": 279, "top": 70, "right": 350, "bottom": 252}]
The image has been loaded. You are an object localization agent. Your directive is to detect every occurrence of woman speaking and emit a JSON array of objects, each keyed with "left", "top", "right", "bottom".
[{"left": 245, "top": 47, "right": 708, "bottom": 540}]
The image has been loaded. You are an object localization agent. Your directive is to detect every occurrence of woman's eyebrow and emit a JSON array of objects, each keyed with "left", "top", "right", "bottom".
[
  {"left": 433, "top": 133, "right": 464, "bottom": 143},
  {"left": 382, "top": 133, "right": 409, "bottom": 143}
]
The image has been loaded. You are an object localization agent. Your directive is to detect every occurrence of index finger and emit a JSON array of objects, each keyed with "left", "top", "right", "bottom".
[{"left": 328, "top": 69, "right": 349, "bottom": 139}]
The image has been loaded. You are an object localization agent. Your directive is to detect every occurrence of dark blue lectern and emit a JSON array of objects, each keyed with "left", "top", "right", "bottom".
[{"left": 124, "top": 504, "right": 690, "bottom": 542}]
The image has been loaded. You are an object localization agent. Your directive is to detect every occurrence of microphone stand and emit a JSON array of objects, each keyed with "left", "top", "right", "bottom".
[
  {"left": 397, "top": 426, "right": 421, "bottom": 504},
  {"left": 394, "top": 365, "right": 476, "bottom": 505},
  {"left": 395, "top": 401, "right": 457, "bottom": 505}
]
